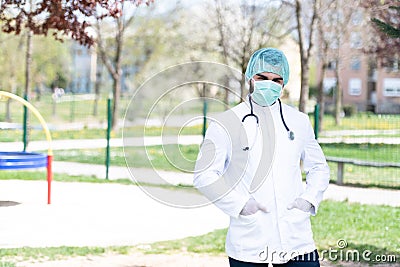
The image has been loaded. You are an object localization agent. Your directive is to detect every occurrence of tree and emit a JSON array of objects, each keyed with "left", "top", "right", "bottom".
[
  {"left": 372, "top": 8, "right": 400, "bottom": 38},
  {"left": 362, "top": 0, "right": 400, "bottom": 67},
  {"left": 314, "top": 0, "right": 362, "bottom": 126},
  {"left": 281, "top": 0, "right": 318, "bottom": 113},
  {"left": 210, "top": 0, "right": 291, "bottom": 102},
  {"left": 331, "top": 0, "right": 362, "bottom": 125},
  {"left": 0, "top": 0, "right": 149, "bottom": 130},
  {"left": 0, "top": 32, "right": 24, "bottom": 121},
  {"left": 315, "top": 0, "right": 335, "bottom": 131},
  {"left": 0, "top": 1, "right": 115, "bottom": 96},
  {"left": 95, "top": 1, "right": 154, "bottom": 129},
  {"left": 32, "top": 36, "right": 71, "bottom": 97},
  {"left": 0, "top": 1, "right": 126, "bottom": 46}
]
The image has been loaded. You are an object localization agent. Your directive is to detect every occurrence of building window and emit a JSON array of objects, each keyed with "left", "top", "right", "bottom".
[
  {"left": 325, "top": 32, "right": 338, "bottom": 49},
  {"left": 383, "top": 78, "right": 400, "bottom": 97},
  {"left": 348, "top": 78, "right": 362, "bottom": 96},
  {"left": 323, "top": 77, "right": 337, "bottom": 94},
  {"left": 351, "top": 10, "right": 363, "bottom": 26},
  {"left": 350, "top": 57, "right": 361, "bottom": 71},
  {"left": 327, "top": 61, "right": 337, "bottom": 70},
  {"left": 350, "top": 32, "right": 362, "bottom": 49},
  {"left": 385, "top": 57, "right": 400, "bottom": 72}
]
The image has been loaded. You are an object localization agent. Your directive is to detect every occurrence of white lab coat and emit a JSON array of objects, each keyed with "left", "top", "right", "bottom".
[{"left": 193, "top": 99, "right": 330, "bottom": 264}]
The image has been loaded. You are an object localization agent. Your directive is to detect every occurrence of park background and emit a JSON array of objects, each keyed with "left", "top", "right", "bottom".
[{"left": 0, "top": 0, "right": 399, "bottom": 266}]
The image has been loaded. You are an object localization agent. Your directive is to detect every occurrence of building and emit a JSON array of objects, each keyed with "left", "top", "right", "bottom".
[
  {"left": 69, "top": 42, "right": 97, "bottom": 94},
  {"left": 69, "top": 42, "right": 137, "bottom": 95},
  {"left": 318, "top": 8, "right": 400, "bottom": 114}
]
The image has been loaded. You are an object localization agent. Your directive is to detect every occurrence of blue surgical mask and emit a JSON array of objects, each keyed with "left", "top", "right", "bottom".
[{"left": 251, "top": 79, "right": 283, "bottom": 106}]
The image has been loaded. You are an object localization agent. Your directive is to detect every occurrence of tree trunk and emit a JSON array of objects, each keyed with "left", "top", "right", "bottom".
[
  {"left": 5, "top": 98, "right": 11, "bottom": 122},
  {"left": 223, "top": 75, "right": 229, "bottom": 110},
  {"left": 296, "top": 0, "right": 307, "bottom": 113},
  {"left": 25, "top": 29, "right": 32, "bottom": 98},
  {"left": 317, "top": 64, "right": 326, "bottom": 132},
  {"left": 112, "top": 71, "right": 121, "bottom": 130},
  {"left": 334, "top": 65, "right": 342, "bottom": 125},
  {"left": 299, "top": 62, "right": 309, "bottom": 113},
  {"left": 93, "top": 65, "right": 102, "bottom": 116},
  {"left": 295, "top": 0, "right": 317, "bottom": 113},
  {"left": 52, "top": 98, "right": 57, "bottom": 117},
  {"left": 240, "top": 74, "right": 247, "bottom": 102},
  {"left": 24, "top": 28, "right": 33, "bottom": 146}
]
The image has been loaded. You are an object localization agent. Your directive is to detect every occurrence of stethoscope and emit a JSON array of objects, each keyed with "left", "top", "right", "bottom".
[{"left": 241, "top": 95, "right": 294, "bottom": 151}]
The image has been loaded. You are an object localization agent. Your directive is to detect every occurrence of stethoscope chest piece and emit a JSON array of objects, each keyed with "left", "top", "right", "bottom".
[
  {"left": 288, "top": 130, "right": 295, "bottom": 141},
  {"left": 278, "top": 99, "right": 295, "bottom": 141}
]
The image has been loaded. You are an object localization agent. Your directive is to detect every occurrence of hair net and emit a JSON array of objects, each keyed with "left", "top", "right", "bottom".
[{"left": 245, "top": 48, "right": 290, "bottom": 85}]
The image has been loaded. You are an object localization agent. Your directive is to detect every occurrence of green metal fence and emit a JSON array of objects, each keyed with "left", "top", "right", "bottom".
[{"left": 313, "top": 107, "right": 400, "bottom": 189}]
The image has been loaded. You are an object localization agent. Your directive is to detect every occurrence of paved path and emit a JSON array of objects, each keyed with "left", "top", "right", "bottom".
[
  {"left": 0, "top": 136, "right": 204, "bottom": 152},
  {"left": 0, "top": 180, "right": 228, "bottom": 248}
]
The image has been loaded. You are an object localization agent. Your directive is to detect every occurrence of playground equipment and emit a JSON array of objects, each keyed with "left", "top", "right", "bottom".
[{"left": 0, "top": 91, "right": 53, "bottom": 204}]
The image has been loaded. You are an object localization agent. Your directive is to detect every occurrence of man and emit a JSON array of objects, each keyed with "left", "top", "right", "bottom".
[{"left": 193, "top": 48, "right": 330, "bottom": 266}]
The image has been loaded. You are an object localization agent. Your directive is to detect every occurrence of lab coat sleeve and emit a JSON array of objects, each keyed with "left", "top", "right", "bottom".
[
  {"left": 300, "top": 118, "right": 330, "bottom": 215},
  {"left": 193, "top": 122, "right": 249, "bottom": 218}
]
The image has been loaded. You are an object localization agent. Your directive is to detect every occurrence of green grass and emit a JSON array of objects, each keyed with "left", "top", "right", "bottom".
[
  {"left": 0, "top": 170, "right": 132, "bottom": 185},
  {"left": 0, "top": 94, "right": 121, "bottom": 125},
  {"left": 320, "top": 143, "right": 400, "bottom": 188},
  {"left": 54, "top": 145, "right": 200, "bottom": 172},
  {"left": 320, "top": 143, "right": 400, "bottom": 163},
  {"left": 0, "top": 128, "right": 115, "bottom": 141},
  {"left": 0, "top": 125, "right": 204, "bottom": 142},
  {"left": 328, "top": 162, "right": 400, "bottom": 189},
  {"left": 318, "top": 113, "right": 400, "bottom": 131},
  {"left": 138, "top": 228, "right": 227, "bottom": 255},
  {"left": 0, "top": 246, "right": 131, "bottom": 262},
  {"left": 312, "top": 201, "right": 400, "bottom": 263},
  {"left": 324, "top": 134, "right": 400, "bottom": 138}
]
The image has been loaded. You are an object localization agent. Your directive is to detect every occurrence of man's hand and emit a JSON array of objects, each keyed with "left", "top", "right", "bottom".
[
  {"left": 240, "top": 198, "right": 269, "bottom": 216},
  {"left": 287, "top": 198, "right": 313, "bottom": 212}
]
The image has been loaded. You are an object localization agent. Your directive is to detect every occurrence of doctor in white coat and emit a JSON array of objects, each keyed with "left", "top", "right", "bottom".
[{"left": 194, "top": 48, "right": 330, "bottom": 267}]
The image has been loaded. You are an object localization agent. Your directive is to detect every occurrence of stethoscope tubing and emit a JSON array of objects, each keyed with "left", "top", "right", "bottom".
[{"left": 242, "top": 96, "right": 294, "bottom": 148}]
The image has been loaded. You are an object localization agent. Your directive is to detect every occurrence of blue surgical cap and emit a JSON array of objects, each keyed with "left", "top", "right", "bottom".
[{"left": 245, "top": 48, "right": 290, "bottom": 85}]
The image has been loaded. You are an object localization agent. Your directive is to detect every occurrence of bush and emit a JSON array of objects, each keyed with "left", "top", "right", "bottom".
[{"left": 343, "top": 105, "right": 357, "bottom": 117}]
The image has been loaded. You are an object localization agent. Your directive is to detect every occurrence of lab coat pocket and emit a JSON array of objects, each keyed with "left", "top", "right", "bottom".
[
  {"left": 229, "top": 211, "right": 264, "bottom": 253},
  {"left": 238, "top": 211, "right": 260, "bottom": 225},
  {"left": 285, "top": 207, "right": 310, "bottom": 223},
  {"left": 284, "top": 208, "right": 313, "bottom": 244}
]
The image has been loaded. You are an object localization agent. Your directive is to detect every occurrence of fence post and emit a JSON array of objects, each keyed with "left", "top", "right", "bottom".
[
  {"left": 314, "top": 103, "right": 320, "bottom": 139},
  {"left": 70, "top": 93, "right": 75, "bottom": 122},
  {"left": 105, "top": 94, "right": 112, "bottom": 180},
  {"left": 202, "top": 98, "right": 208, "bottom": 139},
  {"left": 23, "top": 93, "right": 28, "bottom": 151}
]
